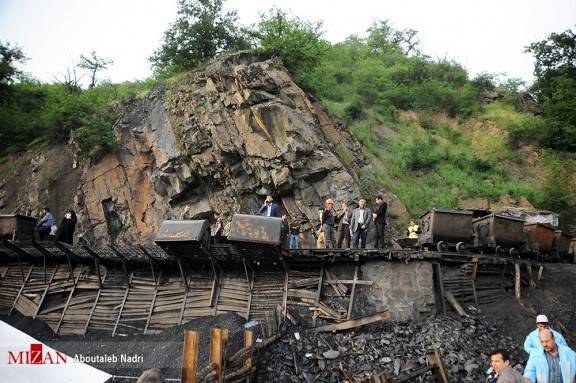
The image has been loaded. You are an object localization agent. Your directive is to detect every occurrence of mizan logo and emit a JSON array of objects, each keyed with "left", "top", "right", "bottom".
[{"left": 8, "top": 343, "right": 67, "bottom": 365}]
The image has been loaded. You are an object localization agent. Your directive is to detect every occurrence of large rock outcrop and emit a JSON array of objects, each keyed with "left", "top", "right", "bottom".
[{"left": 0, "top": 52, "right": 367, "bottom": 246}]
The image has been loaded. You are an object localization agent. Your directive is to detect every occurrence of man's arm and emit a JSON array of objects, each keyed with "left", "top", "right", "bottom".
[
  {"left": 258, "top": 204, "right": 266, "bottom": 215},
  {"left": 523, "top": 333, "right": 535, "bottom": 355}
]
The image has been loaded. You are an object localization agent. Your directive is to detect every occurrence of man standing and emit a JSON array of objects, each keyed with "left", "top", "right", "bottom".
[
  {"left": 322, "top": 199, "right": 336, "bottom": 249},
  {"left": 33, "top": 207, "right": 53, "bottom": 241},
  {"left": 212, "top": 212, "right": 224, "bottom": 243},
  {"left": 351, "top": 199, "right": 371, "bottom": 249},
  {"left": 373, "top": 195, "right": 387, "bottom": 249},
  {"left": 259, "top": 195, "right": 280, "bottom": 217},
  {"left": 489, "top": 350, "right": 525, "bottom": 383},
  {"left": 524, "top": 315, "right": 568, "bottom": 355},
  {"left": 336, "top": 202, "right": 352, "bottom": 248},
  {"left": 524, "top": 329, "right": 576, "bottom": 383}
]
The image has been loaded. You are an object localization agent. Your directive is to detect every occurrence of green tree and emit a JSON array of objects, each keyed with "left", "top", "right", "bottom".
[
  {"left": 150, "top": 0, "right": 248, "bottom": 76},
  {"left": 78, "top": 51, "right": 113, "bottom": 88},
  {"left": 0, "top": 42, "right": 26, "bottom": 97},
  {"left": 251, "top": 8, "right": 328, "bottom": 77},
  {"left": 526, "top": 28, "right": 576, "bottom": 151}
]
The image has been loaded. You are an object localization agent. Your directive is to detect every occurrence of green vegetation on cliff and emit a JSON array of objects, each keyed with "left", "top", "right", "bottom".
[{"left": 1, "top": 0, "right": 574, "bottom": 224}]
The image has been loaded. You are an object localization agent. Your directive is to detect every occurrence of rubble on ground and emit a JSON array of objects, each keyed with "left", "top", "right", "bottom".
[{"left": 256, "top": 306, "right": 526, "bottom": 383}]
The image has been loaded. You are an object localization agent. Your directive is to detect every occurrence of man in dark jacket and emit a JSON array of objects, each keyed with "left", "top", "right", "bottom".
[
  {"left": 56, "top": 210, "right": 77, "bottom": 245},
  {"left": 321, "top": 199, "right": 336, "bottom": 249},
  {"left": 373, "top": 195, "right": 387, "bottom": 249},
  {"left": 258, "top": 195, "right": 281, "bottom": 217}
]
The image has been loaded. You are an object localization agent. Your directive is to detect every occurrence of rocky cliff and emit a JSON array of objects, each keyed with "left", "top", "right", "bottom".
[{"left": 0, "top": 52, "right": 382, "bottom": 246}]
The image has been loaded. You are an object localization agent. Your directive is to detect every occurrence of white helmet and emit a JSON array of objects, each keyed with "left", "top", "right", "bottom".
[{"left": 536, "top": 314, "right": 549, "bottom": 323}]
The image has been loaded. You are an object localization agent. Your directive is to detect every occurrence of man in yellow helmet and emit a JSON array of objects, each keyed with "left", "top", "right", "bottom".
[{"left": 407, "top": 219, "right": 419, "bottom": 240}]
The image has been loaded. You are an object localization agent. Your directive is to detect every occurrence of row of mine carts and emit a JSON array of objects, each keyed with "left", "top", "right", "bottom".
[{"left": 415, "top": 209, "right": 574, "bottom": 262}]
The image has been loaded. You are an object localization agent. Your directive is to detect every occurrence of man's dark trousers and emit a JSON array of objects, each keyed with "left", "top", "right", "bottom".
[
  {"left": 374, "top": 223, "right": 385, "bottom": 248},
  {"left": 352, "top": 227, "right": 368, "bottom": 249}
]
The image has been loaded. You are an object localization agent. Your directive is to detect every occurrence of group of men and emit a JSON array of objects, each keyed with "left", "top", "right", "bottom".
[
  {"left": 319, "top": 196, "right": 388, "bottom": 249},
  {"left": 488, "top": 314, "right": 576, "bottom": 383},
  {"left": 258, "top": 195, "right": 388, "bottom": 249}
]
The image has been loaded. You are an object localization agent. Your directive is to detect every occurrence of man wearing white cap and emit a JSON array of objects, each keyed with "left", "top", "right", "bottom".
[{"left": 524, "top": 314, "right": 568, "bottom": 355}]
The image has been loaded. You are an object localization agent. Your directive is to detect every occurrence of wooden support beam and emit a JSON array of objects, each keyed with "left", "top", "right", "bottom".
[
  {"left": 209, "top": 328, "right": 230, "bottom": 383},
  {"left": 244, "top": 330, "right": 254, "bottom": 383},
  {"left": 347, "top": 263, "right": 359, "bottom": 320},
  {"left": 282, "top": 272, "right": 289, "bottom": 319},
  {"left": 139, "top": 245, "right": 157, "bottom": 286},
  {"left": 112, "top": 271, "right": 134, "bottom": 337},
  {"left": 526, "top": 263, "right": 535, "bottom": 288},
  {"left": 435, "top": 263, "right": 447, "bottom": 316},
  {"left": 537, "top": 265, "right": 544, "bottom": 282},
  {"left": 181, "top": 331, "right": 200, "bottom": 383},
  {"left": 34, "top": 264, "right": 59, "bottom": 319},
  {"left": 445, "top": 292, "right": 467, "bottom": 317},
  {"left": 312, "top": 263, "right": 325, "bottom": 327},
  {"left": 2, "top": 240, "right": 32, "bottom": 281},
  {"left": 471, "top": 279, "right": 478, "bottom": 305},
  {"left": 245, "top": 272, "right": 254, "bottom": 320},
  {"left": 426, "top": 349, "right": 449, "bottom": 383},
  {"left": 311, "top": 310, "right": 390, "bottom": 333},
  {"left": 55, "top": 265, "right": 85, "bottom": 335},
  {"left": 83, "top": 270, "right": 108, "bottom": 335},
  {"left": 178, "top": 277, "right": 189, "bottom": 327},
  {"left": 175, "top": 256, "right": 189, "bottom": 290},
  {"left": 144, "top": 271, "right": 162, "bottom": 334},
  {"left": 109, "top": 245, "right": 131, "bottom": 287},
  {"left": 514, "top": 263, "right": 521, "bottom": 299},
  {"left": 9, "top": 265, "right": 34, "bottom": 315},
  {"left": 470, "top": 257, "right": 478, "bottom": 281}
]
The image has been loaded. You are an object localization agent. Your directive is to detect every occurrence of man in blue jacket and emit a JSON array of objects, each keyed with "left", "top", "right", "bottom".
[
  {"left": 524, "top": 329, "right": 576, "bottom": 383},
  {"left": 258, "top": 195, "right": 281, "bottom": 217},
  {"left": 33, "top": 207, "right": 53, "bottom": 241},
  {"left": 525, "top": 315, "right": 568, "bottom": 355}
]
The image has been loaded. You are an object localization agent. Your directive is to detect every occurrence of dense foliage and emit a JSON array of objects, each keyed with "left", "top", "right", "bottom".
[{"left": 150, "top": 0, "right": 248, "bottom": 76}]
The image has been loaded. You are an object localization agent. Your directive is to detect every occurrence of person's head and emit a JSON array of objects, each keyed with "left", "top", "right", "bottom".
[
  {"left": 265, "top": 195, "right": 273, "bottom": 204},
  {"left": 375, "top": 195, "right": 383, "bottom": 204},
  {"left": 539, "top": 329, "right": 558, "bottom": 354},
  {"left": 341, "top": 202, "right": 348, "bottom": 210},
  {"left": 42, "top": 207, "right": 50, "bottom": 214},
  {"left": 410, "top": 219, "right": 415, "bottom": 225},
  {"left": 214, "top": 212, "right": 220, "bottom": 219},
  {"left": 325, "top": 199, "right": 334, "bottom": 209},
  {"left": 536, "top": 314, "right": 549, "bottom": 330},
  {"left": 358, "top": 199, "right": 366, "bottom": 208},
  {"left": 489, "top": 350, "right": 510, "bottom": 373},
  {"left": 65, "top": 210, "right": 76, "bottom": 220},
  {"left": 282, "top": 214, "right": 287, "bottom": 220}
]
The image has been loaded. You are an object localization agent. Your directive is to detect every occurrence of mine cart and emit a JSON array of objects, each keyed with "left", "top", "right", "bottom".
[
  {"left": 522, "top": 223, "right": 557, "bottom": 258},
  {"left": 0, "top": 214, "right": 37, "bottom": 240},
  {"left": 473, "top": 213, "right": 525, "bottom": 256},
  {"left": 554, "top": 230, "right": 573, "bottom": 262},
  {"left": 418, "top": 209, "right": 473, "bottom": 252},
  {"left": 228, "top": 214, "right": 283, "bottom": 246},
  {"left": 155, "top": 219, "right": 211, "bottom": 256}
]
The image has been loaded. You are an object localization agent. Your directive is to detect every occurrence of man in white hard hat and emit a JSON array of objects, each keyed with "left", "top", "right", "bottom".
[{"left": 524, "top": 314, "right": 568, "bottom": 355}]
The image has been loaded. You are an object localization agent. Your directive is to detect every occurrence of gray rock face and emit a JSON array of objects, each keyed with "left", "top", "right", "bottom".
[{"left": 80, "top": 52, "right": 366, "bottom": 244}]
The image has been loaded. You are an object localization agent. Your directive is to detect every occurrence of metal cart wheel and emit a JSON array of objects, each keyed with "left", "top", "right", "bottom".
[{"left": 437, "top": 241, "right": 447, "bottom": 252}]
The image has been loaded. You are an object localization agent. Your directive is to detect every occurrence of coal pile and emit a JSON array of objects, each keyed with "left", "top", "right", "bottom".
[{"left": 256, "top": 306, "right": 527, "bottom": 383}]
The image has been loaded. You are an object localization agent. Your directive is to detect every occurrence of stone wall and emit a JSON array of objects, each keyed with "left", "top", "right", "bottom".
[{"left": 357, "top": 260, "right": 436, "bottom": 320}]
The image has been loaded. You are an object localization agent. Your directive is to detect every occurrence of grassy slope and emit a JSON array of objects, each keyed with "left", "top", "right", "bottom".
[{"left": 324, "top": 100, "right": 576, "bottom": 223}]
